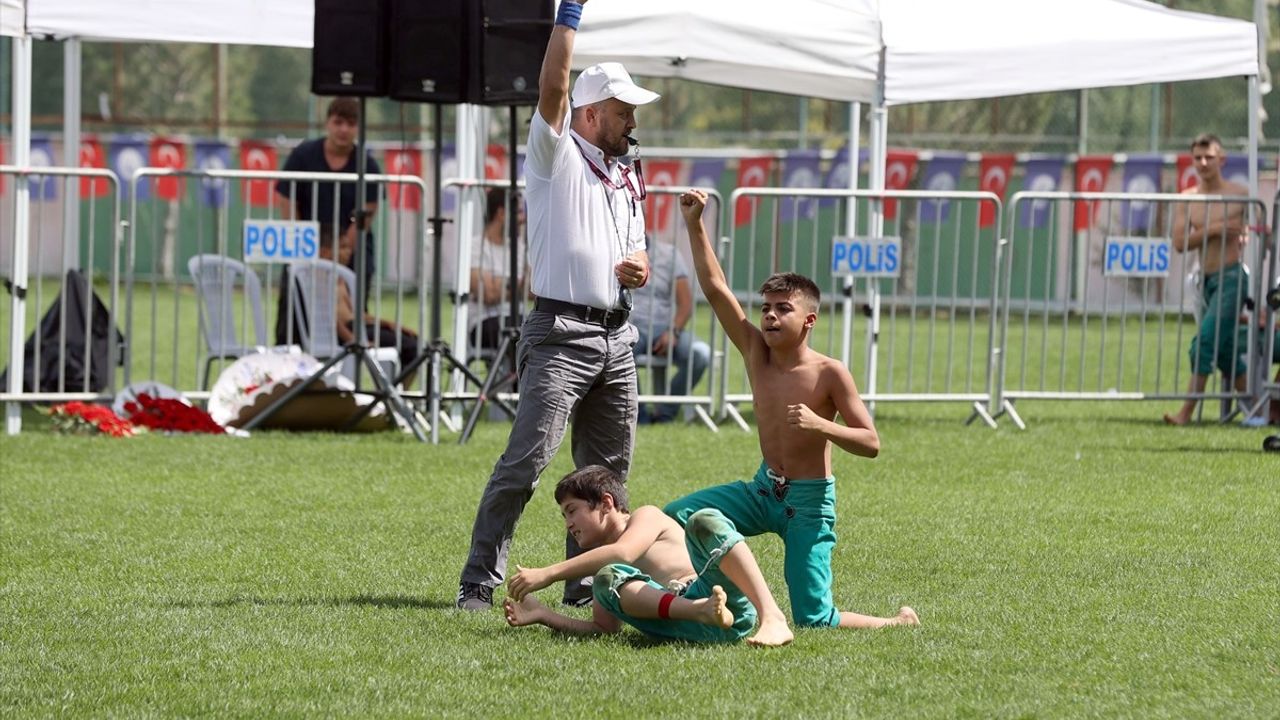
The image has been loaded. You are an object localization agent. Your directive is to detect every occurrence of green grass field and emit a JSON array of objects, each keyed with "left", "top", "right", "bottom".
[{"left": 2, "top": 402, "right": 1275, "bottom": 718}]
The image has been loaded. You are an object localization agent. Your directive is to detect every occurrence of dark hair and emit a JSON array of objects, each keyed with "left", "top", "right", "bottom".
[
  {"left": 554, "top": 465, "right": 629, "bottom": 513},
  {"left": 485, "top": 187, "right": 522, "bottom": 225},
  {"left": 326, "top": 97, "right": 359, "bottom": 123},
  {"left": 1190, "top": 133, "right": 1223, "bottom": 152},
  {"left": 759, "top": 272, "right": 820, "bottom": 312}
]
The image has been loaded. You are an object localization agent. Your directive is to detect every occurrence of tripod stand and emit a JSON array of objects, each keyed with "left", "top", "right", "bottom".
[
  {"left": 384, "top": 104, "right": 516, "bottom": 443},
  {"left": 242, "top": 98, "right": 427, "bottom": 440},
  {"left": 460, "top": 106, "right": 525, "bottom": 445}
]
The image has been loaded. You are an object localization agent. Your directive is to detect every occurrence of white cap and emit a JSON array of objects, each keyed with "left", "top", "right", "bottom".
[{"left": 570, "top": 63, "right": 660, "bottom": 109}]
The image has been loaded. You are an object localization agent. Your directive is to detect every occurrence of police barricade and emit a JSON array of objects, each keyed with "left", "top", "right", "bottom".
[
  {"left": 721, "top": 187, "right": 1005, "bottom": 428},
  {"left": 1243, "top": 191, "right": 1280, "bottom": 424},
  {"left": 1000, "top": 190, "right": 1270, "bottom": 425},
  {"left": 441, "top": 179, "right": 722, "bottom": 430},
  {"left": 1, "top": 166, "right": 123, "bottom": 425},
  {"left": 124, "top": 168, "right": 429, "bottom": 399}
]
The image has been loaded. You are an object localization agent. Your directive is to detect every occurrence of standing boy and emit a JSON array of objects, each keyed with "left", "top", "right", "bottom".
[
  {"left": 664, "top": 189, "right": 918, "bottom": 630},
  {"left": 503, "top": 466, "right": 795, "bottom": 646}
]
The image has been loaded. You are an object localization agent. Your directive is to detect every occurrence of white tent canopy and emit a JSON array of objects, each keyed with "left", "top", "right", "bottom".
[
  {"left": 1, "top": 0, "right": 24, "bottom": 38},
  {"left": 578, "top": 0, "right": 1257, "bottom": 103},
  {"left": 14, "top": 0, "right": 312, "bottom": 45}
]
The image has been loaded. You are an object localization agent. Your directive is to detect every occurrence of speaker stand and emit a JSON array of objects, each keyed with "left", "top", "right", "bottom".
[{"left": 243, "top": 98, "right": 428, "bottom": 440}]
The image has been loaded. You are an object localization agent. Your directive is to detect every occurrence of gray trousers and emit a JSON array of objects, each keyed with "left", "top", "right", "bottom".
[{"left": 460, "top": 310, "right": 638, "bottom": 597}]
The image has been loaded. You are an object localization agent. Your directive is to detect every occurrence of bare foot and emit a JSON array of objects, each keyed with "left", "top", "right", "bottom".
[
  {"left": 892, "top": 606, "right": 920, "bottom": 626},
  {"left": 746, "top": 612, "right": 794, "bottom": 647},
  {"left": 696, "top": 585, "right": 734, "bottom": 629},
  {"left": 1163, "top": 412, "right": 1188, "bottom": 426}
]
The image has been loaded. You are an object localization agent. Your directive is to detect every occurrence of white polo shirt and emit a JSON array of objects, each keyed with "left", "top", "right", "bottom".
[{"left": 524, "top": 109, "right": 647, "bottom": 310}]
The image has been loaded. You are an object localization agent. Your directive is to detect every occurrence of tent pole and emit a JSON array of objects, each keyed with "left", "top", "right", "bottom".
[
  {"left": 840, "top": 101, "right": 861, "bottom": 367},
  {"left": 6, "top": 35, "right": 33, "bottom": 435},
  {"left": 63, "top": 38, "right": 82, "bottom": 269},
  {"left": 867, "top": 96, "right": 887, "bottom": 413}
]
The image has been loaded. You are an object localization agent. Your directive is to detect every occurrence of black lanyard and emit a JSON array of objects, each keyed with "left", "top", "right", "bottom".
[{"left": 572, "top": 137, "right": 647, "bottom": 203}]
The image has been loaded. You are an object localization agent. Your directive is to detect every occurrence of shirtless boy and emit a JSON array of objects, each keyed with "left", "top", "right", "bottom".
[
  {"left": 503, "top": 465, "right": 794, "bottom": 646},
  {"left": 663, "top": 188, "right": 918, "bottom": 630},
  {"left": 1163, "top": 133, "right": 1252, "bottom": 425}
]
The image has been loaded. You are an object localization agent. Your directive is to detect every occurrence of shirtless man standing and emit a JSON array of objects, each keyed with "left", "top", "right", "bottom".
[
  {"left": 663, "top": 189, "right": 918, "bottom": 631},
  {"left": 1164, "top": 133, "right": 1252, "bottom": 425}
]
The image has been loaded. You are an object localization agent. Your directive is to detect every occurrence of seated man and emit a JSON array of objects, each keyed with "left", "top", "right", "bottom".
[
  {"left": 503, "top": 465, "right": 795, "bottom": 647},
  {"left": 630, "top": 237, "right": 711, "bottom": 423},
  {"left": 469, "top": 188, "right": 527, "bottom": 362},
  {"left": 319, "top": 219, "right": 421, "bottom": 379}
]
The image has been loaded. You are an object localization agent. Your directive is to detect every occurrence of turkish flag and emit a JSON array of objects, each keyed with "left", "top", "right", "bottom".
[
  {"left": 734, "top": 156, "right": 774, "bottom": 227},
  {"left": 978, "top": 153, "right": 1016, "bottom": 228},
  {"left": 385, "top": 148, "right": 423, "bottom": 211},
  {"left": 239, "top": 140, "right": 278, "bottom": 208},
  {"left": 485, "top": 144, "right": 508, "bottom": 180},
  {"left": 882, "top": 150, "right": 918, "bottom": 220},
  {"left": 641, "top": 159, "right": 683, "bottom": 234},
  {"left": 1176, "top": 154, "right": 1198, "bottom": 191},
  {"left": 149, "top": 138, "right": 186, "bottom": 200},
  {"left": 79, "top": 137, "right": 110, "bottom": 198},
  {"left": 1073, "top": 156, "right": 1113, "bottom": 232}
]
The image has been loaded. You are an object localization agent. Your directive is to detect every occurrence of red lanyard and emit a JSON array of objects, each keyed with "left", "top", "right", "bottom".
[{"left": 573, "top": 137, "right": 647, "bottom": 202}]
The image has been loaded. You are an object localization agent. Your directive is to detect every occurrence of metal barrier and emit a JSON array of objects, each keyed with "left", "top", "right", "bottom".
[
  {"left": 123, "top": 167, "right": 430, "bottom": 399},
  {"left": 721, "top": 187, "right": 1005, "bottom": 428},
  {"left": 2, "top": 166, "right": 123, "bottom": 428},
  {"left": 1000, "top": 191, "right": 1270, "bottom": 425}
]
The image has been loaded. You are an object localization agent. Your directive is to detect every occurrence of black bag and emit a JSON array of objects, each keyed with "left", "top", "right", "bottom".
[{"left": 0, "top": 269, "right": 125, "bottom": 393}]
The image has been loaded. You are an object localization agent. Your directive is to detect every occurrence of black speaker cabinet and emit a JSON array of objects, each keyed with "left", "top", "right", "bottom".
[
  {"left": 312, "top": 0, "right": 389, "bottom": 97},
  {"left": 388, "top": 0, "right": 552, "bottom": 105}
]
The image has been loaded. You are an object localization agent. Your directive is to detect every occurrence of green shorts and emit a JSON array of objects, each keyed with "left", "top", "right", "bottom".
[
  {"left": 665, "top": 462, "right": 840, "bottom": 628},
  {"left": 592, "top": 508, "right": 757, "bottom": 643},
  {"left": 1191, "top": 264, "right": 1247, "bottom": 378}
]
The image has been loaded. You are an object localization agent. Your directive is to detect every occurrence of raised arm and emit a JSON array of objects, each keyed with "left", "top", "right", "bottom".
[
  {"left": 537, "top": 1, "right": 584, "bottom": 134},
  {"left": 679, "top": 190, "right": 758, "bottom": 357}
]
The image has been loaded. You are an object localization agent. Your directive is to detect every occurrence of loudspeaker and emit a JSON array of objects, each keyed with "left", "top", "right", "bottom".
[
  {"left": 312, "top": 0, "right": 388, "bottom": 97},
  {"left": 388, "top": 0, "right": 552, "bottom": 105}
]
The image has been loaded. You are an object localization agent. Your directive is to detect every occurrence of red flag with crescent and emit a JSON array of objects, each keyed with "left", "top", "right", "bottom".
[
  {"left": 641, "top": 159, "right": 684, "bottom": 234},
  {"left": 485, "top": 144, "right": 508, "bottom": 180},
  {"left": 79, "top": 137, "right": 110, "bottom": 198},
  {"left": 882, "top": 150, "right": 917, "bottom": 220},
  {"left": 149, "top": 137, "right": 186, "bottom": 200},
  {"left": 239, "top": 140, "right": 278, "bottom": 208},
  {"left": 734, "top": 156, "right": 774, "bottom": 227},
  {"left": 1175, "top": 153, "right": 1198, "bottom": 191},
  {"left": 385, "top": 148, "right": 423, "bottom": 210},
  {"left": 1073, "top": 156, "right": 1113, "bottom": 231},
  {"left": 978, "top": 153, "right": 1016, "bottom": 228}
]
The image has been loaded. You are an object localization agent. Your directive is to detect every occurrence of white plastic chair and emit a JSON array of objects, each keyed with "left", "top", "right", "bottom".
[
  {"left": 287, "top": 259, "right": 400, "bottom": 386},
  {"left": 188, "top": 254, "right": 269, "bottom": 389}
]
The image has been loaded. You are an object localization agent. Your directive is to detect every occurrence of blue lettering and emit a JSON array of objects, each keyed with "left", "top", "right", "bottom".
[
  {"left": 301, "top": 227, "right": 317, "bottom": 258},
  {"left": 245, "top": 225, "right": 261, "bottom": 257},
  {"left": 1105, "top": 242, "right": 1121, "bottom": 272},
  {"left": 884, "top": 243, "right": 899, "bottom": 273},
  {"left": 848, "top": 243, "right": 864, "bottom": 271},
  {"left": 262, "top": 227, "right": 279, "bottom": 257},
  {"left": 1154, "top": 243, "right": 1169, "bottom": 273},
  {"left": 1136, "top": 243, "right": 1151, "bottom": 272}
]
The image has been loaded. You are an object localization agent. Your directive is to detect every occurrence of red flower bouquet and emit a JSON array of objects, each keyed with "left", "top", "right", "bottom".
[
  {"left": 123, "top": 393, "right": 225, "bottom": 434},
  {"left": 45, "top": 401, "right": 135, "bottom": 437}
]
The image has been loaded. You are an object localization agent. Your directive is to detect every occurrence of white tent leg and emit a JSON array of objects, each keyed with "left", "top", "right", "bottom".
[
  {"left": 63, "top": 39, "right": 81, "bottom": 268},
  {"left": 6, "top": 35, "right": 33, "bottom": 435},
  {"left": 839, "top": 102, "right": 861, "bottom": 368}
]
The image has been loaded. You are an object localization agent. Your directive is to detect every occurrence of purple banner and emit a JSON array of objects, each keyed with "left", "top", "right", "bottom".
[
  {"left": 819, "top": 145, "right": 869, "bottom": 210},
  {"left": 1119, "top": 155, "right": 1162, "bottom": 231},
  {"left": 194, "top": 140, "right": 230, "bottom": 208},
  {"left": 28, "top": 135, "right": 58, "bottom": 200},
  {"left": 1019, "top": 157, "right": 1065, "bottom": 229},
  {"left": 1222, "top": 155, "right": 1266, "bottom": 188},
  {"left": 919, "top": 153, "right": 966, "bottom": 223},
  {"left": 109, "top": 137, "right": 150, "bottom": 201},
  {"left": 780, "top": 149, "right": 821, "bottom": 221},
  {"left": 688, "top": 157, "right": 727, "bottom": 194}
]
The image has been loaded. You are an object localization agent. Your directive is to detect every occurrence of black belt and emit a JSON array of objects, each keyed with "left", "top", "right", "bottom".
[{"left": 534, "top": 297, "right": 630, "bottom": 329}]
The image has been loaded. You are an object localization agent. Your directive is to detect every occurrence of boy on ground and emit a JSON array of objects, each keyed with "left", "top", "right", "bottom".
[
  {"left": 664, "top": 189, "right": 918, "bottom": 631},
  {"left": 503, "top": 466, "right": 794, "bottom": 646}
]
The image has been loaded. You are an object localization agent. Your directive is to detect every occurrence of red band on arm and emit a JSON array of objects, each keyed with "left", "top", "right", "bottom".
[{"left": 657, "top": 593, "right": 676, "bottom": 619}]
